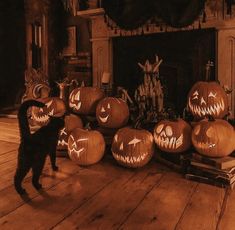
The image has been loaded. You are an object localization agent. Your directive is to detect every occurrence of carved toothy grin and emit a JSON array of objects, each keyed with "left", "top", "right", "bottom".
[
  {"left": 112, "top": 152, "right": 148, "bottom": 164},
  {"left": 188, "top": 99, "right": 225, "bottom": 117},
  {"left": 99, "top": 115, "right": 109, "bottom": 123},
  {"left": 69, "top": 147, "right": 85, "bottom": 159},
  {"left": 69, "top": 101, "right": 81, "bottom": 110},
  {"left": 195, "top": 141, "right": 216, "bottom": 150},
  {"left": 69, "top": 90, "right": 81, "bottom": 110},
  {"left": 58, "top": 140, "right": 68, "bottom": 146},
  {"left": 154, "top": 134, "right": 183, "bottom": 149},
  {"left": 32, "top": 108, "right": 54, "bottom": 123}
]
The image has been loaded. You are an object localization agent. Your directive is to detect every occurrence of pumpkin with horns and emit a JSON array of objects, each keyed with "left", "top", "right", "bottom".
[{"left": 111, "top": 127, "right": 154, "bottom": 168}]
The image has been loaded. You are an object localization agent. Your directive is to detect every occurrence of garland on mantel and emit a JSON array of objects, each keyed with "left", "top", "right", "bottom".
[{"left": 102, "top": 0, "right": 207, "bottom": 29}]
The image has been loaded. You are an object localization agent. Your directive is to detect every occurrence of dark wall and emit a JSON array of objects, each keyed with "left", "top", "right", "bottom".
[{"left": 0, "top": 0, "right": 25, "bottom": 108}]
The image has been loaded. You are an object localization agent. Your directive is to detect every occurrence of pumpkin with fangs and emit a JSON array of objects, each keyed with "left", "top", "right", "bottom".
[
  {"left": 69, "top": 87, "right": 104, "bottom": 115},
  {"left": 192, "top": 118, "right": 235, "bottom": 157},
  {"left": 96, "top": 97, "right": 129, "bottom": 128},
  {"left": 154, "top": 118, "right": 192, "bottom": 153},
  {"left": 111, "top": 127, "right": 154, "bottom": 168},
  {"left": 68, "top": 128, "right": 105, "bottom": 166},
  {"left": 187, "top": 81, "right": 228, "bottom": 119},
  {"left": 57, "top": 114, "right": 83, "bottom": 151},
  {"left": 31, "top": 97, "right": 66, "bottom": 126}
]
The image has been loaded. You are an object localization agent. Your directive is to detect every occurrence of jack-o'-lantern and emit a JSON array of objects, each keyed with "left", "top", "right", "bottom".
[
  {"left": 111, "top": 127, "right": 154, "bottom": 168},
  {"left": 187, "top": 81, "right": 228, "bottom": 119},
  {"left": 192, "top": 118, "right": 235, "bottom": 157},
  {"left": 68, "top": 128, "right": 105, "bottom": 165},
  {"left": 96, "top": 97, "right": 129, "bottom": 128},
  {"left": 31, "top": 97, "right": 66, "bottom": 126},
  {"left": 69, "top": 87, "right": 104, "bottom": 114},
  {"left": 154, "top": 119, "right": 192, "bottom": 153},
  {"left": 57, "top": 114, "right": 83, "bottom": 151}
]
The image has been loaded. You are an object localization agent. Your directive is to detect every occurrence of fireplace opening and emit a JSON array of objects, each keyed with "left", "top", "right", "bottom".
[{"left": 113, "top": 28, "right": 216, "bottom": 114}]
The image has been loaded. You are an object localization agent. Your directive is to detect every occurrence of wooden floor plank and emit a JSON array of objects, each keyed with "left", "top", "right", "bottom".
[
  {"left": 0, "top": 157, "right": 128, "bottom": 229},
  {"left": 53, "top": 161, "right": 163, "bottom": 230},
  {"left": 119, "top": 172, "right": 197, "bottom": 230},
  {"left": 175, "top": 183, "right": 225, "bottom": 230},
  {"left": 217, "top": 190, "right": 235, "bottom": 230},
  {"left": 0, "top": 141, "right": 18, "bottom": 155}
]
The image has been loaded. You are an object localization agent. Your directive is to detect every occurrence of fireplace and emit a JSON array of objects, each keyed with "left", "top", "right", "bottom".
[
  {"left": 78, "top": 7, "right": 235, "bottom": 118},
  {"left": 113, "top": 29, "right": 215, "bottom": 113}
]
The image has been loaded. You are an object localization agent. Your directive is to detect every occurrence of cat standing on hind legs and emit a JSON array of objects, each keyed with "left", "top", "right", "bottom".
[{"left": 14, "top": 100, "right": 65, "bottom": 195}]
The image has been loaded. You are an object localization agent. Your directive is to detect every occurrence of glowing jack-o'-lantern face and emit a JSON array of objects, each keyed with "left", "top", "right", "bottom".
[
  {"left": 69, "top": 87, "right": 104, "bottom": 115},
  {"left": 187, "top": 81, "right": 228, "bottom": 119},
  {"left": 154, "top": 119, "right": 192, "bottom": 153},
  {"left": 96, "top": 97, "right": 129, "bottom": 128},
  {"left": 68, "top": 128, "right": 105, "bottom": 165},
  {"left": 31, "top": 97, "right": 66, "bottom": 125},
  {"left": 192, "top": 119, "right": 235, "bottom": 157},
  {"left": 57, "top": 114, "right": 83, "bottom": 151},
  {"left": 111, "top": 127, "right": 154, "bottom": 168}
]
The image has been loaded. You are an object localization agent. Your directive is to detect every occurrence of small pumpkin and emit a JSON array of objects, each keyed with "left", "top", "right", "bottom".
[
  {"left": 154, "top": 118, "right": 192, "bottom": 153},
  {"left": 187, "top": 81, "right": 228, "bottom": 119},
  {"left": 68, "top": 128, "right": 105, "bottom": 166},
  {"left": 192, "top": 118, "right": 235, "bottom": 157},
  {"left": 96, "top": 97, "right": 129, "bottom": 128},
  {"left": 31, "top": 97, "right": 66, "bottom": 125},
  {"left": 69, "top": 87, "right": 104, "bottom": 114},
  {"left": 57, "top": 114, "right": 83, "bottom": 151},
  {"left": 111, "top": 127, "right": 154, "bottom": 168}
]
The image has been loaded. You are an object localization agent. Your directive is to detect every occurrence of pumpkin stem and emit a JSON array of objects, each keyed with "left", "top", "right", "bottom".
[
  {"left": 133, "top": 116, "right": 144, "bottom": 129},
  {"left": 207, "top": 115, "right": 215, "bottom": 122}
]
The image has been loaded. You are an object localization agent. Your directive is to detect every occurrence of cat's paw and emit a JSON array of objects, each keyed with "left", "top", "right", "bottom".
[{"left": 52, "top": 165, "right": 59, "bottom": 171}]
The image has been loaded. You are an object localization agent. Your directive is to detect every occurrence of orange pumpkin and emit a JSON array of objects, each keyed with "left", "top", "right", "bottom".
[
  {"left": 187, "top": 81, "right": 228, "bottom": 119},
  {"left": 69, "top": 87, "right": 104, "bottom": 114},
  {"left": 57, "top": 114, "right": 83, "bottom": 151},
  {"left": 111, "top": 127, "right": 154, "bottom": 168},
  {"left": 96, "top": 97, "right": 129, "bottom": 128},
  {"left": 31, "top": 97, "right": 66, "bottom": 125},
  {"left": 192, "top": 118, "right": 235, "bottom": 157},
  {"left": 154, "top": 118, "right": 192, "bottom": 153},
  {"left": 68, "top": 128, "right": 105, "bottom": 165}
]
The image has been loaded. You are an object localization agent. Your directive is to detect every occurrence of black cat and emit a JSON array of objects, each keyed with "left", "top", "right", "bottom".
[{"left": 14, "top": 100, "right": 65, "bottom": 195}]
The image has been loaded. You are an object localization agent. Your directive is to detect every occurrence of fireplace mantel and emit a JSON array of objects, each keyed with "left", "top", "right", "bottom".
[{"left": 77, "top": 7, "right": 235, "bottom": 118}]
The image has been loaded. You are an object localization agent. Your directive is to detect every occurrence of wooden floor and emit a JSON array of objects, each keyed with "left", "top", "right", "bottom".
[{"left": 0, "top": 118, "right": 234, "bottom": 230}]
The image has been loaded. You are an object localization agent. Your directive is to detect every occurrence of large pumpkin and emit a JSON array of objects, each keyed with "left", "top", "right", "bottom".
[
  {"left": 68, "top": 128, "right": 105, "bottom": 166},
  {"left": 154, "top": 119, "right": 192, "bottom": 153},
  {"left": 187, "top": 81, "right": 228, "bottom": 119},
  {"left": 57, "top": 114, "right": 83, "bottom": 151},
  {"left": 192, "top": 118, "right": 235, "bottom": 157},
  {"left": 69, "top": 87, "right": 104, "bottom": 114},
  {"left": 96, "top": 97, "right": 129, "bottom": 128},
  {"left": 111, "top": 127, "right": 154, "bottom": 168},
  {"left": 31, "top": 97, "right": 66, "bottom": 125}
]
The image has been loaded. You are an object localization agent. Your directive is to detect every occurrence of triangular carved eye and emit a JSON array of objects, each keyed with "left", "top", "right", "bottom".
[
  {"left": 75, "top": 91, "right": 80, "bottom": 101},
  {"left": 208, "top": 92, "right": 217, "bottom": 98},
  {"left": 194, "top": 125, "right": 201, "bottom": 136},
  {"left": 156, "top": 124, "right": 164, "bottom": 134},
  {"left": 101, "top": 107, "right": 105, "bottom": 112},
  {"left": 107, "top": 103, "right": 111, "bottom": 109},
  {"left": 114, "top": 134, "right": 118, "bottom": 142},
  {"left": 119, "top": 142, "right": 124, "bottom": 150},
  {"left": 45, "top": 100, "right": 53, "bottom": 108}
]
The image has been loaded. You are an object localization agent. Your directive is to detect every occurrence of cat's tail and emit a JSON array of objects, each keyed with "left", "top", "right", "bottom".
[{"left": 18, "top": 99, "right": 45, "bottom": 139}]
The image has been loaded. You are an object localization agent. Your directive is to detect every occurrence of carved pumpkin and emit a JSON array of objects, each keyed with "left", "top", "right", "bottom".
[
  {"left": 69, "top": 87, "right": 104, "bottom": 114},
  {"left": 111, "top": 127, "right": 154, "bottom": 168},
  {"left": 154, "top": 119, "right": 192, "bottom": 153},
  {"left": 68, "top": 128, "right": 105, "bottom": 165},
  {"left": 96, "top": 97, "right": 129, "bottom": 128},
  {"left": 192, "top": 118, "right": 235, "bottom": 157},
  {"left": 31, "top": 97, "right": 66, "bottom": 125},
  {"left": 57, "top": 114, "right": 83, "bottom": 150},
  {"left": 187, "top": 81, "right": 228, "bottom": 119}
]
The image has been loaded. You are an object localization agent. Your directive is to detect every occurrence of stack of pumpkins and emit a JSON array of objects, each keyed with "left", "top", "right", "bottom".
[{"left": 153, "top": 80, "right": 235, "bottom": 159}]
